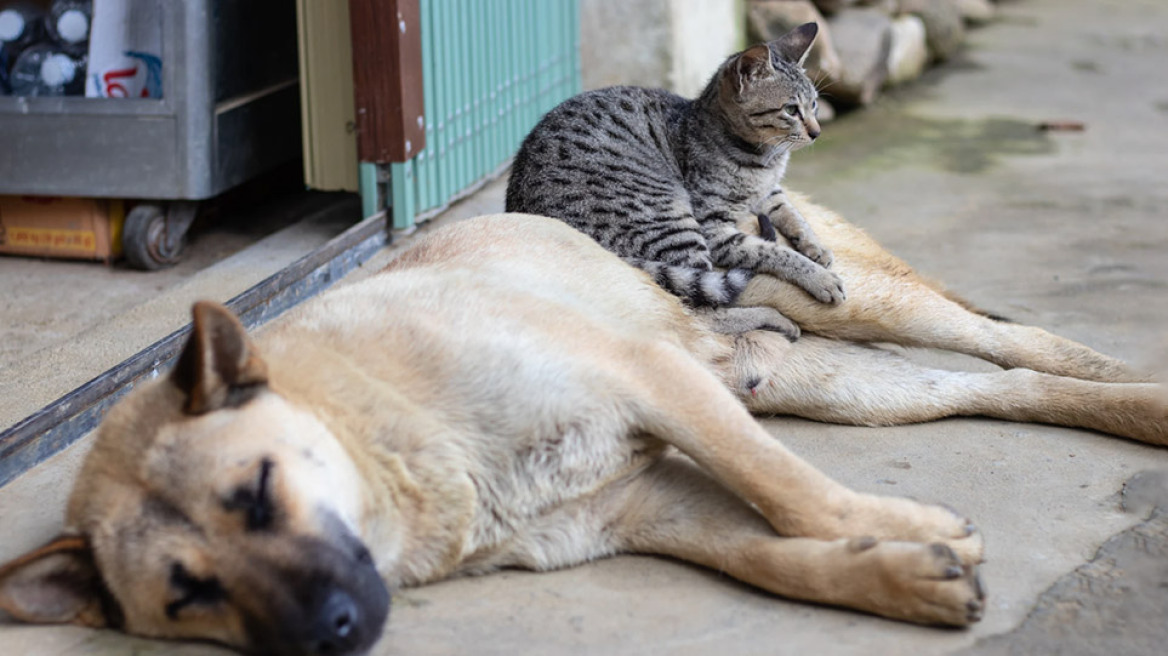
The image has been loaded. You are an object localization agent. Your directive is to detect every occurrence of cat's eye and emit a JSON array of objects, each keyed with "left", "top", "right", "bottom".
[
  {"left": 812, "top": 99, "right": 819, "bottom": 114},
  {"left": 784, "top": 104, "right": 801, "bottom": 117}
]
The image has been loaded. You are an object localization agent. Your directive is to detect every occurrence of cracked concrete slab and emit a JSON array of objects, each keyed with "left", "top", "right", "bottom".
[
  {"left": 959, "top": 471, "right": 1168, "bottom": 656},
  {"left": 1, "top": 0, "right": 1167, "bottom": 654}
]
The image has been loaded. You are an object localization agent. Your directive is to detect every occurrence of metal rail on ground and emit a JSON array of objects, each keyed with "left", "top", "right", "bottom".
[{"left": 0, "top": 203, "right": 388, "bottom": 489}]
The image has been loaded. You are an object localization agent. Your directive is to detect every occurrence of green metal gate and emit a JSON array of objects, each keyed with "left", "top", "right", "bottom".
[{"left": 361, "top": 0, "right": 582, "bottom": 228}]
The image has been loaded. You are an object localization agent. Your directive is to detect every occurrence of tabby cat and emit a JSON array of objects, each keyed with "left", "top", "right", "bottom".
[{"left": 506, "top": 23, "right": 843, "bottom": 338}]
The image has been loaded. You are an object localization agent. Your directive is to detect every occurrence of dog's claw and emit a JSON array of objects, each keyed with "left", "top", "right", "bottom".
[{"left": 972, "top": 568, "right": 986, "bottom": 601}]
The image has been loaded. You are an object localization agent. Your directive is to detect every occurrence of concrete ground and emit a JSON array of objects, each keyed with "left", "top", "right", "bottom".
[
  {"left": 0, "top": 190, "right": 360, "bottom": 434},
  {"left": 2, "top": 0, "right": 1167, "bottom": 653}
]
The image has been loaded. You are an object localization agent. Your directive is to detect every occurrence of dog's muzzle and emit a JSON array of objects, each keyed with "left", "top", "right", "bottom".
[
  {"left": 304, "top": 586, "right": 381, "bottom": 656},
  {"left": 241, "top": 527, "right": 390, "bottom": 656}
]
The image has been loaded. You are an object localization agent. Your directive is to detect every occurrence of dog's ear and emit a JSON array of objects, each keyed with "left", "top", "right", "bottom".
[
  {"left": 172, "top": 301, "right": 269, "bottom": 415},
  {"left": 771, "top": 22, "right": 818, "bottom": 67},
  {"left": 0, "top": 535, "right": 115, "bottom": 627}
]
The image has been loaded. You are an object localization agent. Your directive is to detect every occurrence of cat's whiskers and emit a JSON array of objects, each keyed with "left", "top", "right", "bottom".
[
  {"left": 811, "top": 70, "right": 833, "bottom": 91},
  {"left": 759, "top": 138, "right": 795, "bottom": 166},
  {"left": 813, "top": 74, "right": 839, "bottom": 109},
  {"left": 757, "top": 136, "right": 786, "bottom": 159},
  {"left": 759, "top": 135, "right": 782, "bottom": 149}
]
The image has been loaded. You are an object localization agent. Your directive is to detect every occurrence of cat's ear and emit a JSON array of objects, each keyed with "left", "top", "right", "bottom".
[
  {"left": 771, "top": 22, "right": 818, "bottom": 67},
  {"left": 733, "top": 44, "right": 775, "bottom": 93}
]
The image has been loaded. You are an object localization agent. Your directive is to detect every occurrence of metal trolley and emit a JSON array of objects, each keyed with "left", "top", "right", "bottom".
[{"left": 0, "top": 0, "right": 300, "bottom": 269}]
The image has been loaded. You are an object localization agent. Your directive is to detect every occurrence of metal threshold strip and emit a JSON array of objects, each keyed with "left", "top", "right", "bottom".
[{"left": 0, "top": 209, "right": 390, "bottom": 489}]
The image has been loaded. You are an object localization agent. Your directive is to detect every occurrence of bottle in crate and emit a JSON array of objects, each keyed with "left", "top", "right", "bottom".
[
  {"left": 9, "top": 42, "right": 86, "bottom": 96},
  {"left": 45, "top": 0, "right": 91, "bottom": 56},
  {"left": 0, "top": 2, "right": 45, "bottom": 51}
]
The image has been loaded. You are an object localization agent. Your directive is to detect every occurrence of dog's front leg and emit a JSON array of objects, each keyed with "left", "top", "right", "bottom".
[
  {"left": 610, "top": 457, "right": 985, "bottom": 626},
  {"left": 618, "top": 341, "right": 983, "bottom": 563}
]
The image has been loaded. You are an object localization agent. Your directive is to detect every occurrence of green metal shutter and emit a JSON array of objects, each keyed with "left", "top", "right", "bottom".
[{"left": 372, "top": 0, "right": 582, "bottom": 229}]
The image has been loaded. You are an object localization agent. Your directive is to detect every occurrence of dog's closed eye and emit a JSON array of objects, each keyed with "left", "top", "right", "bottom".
[
  {"left": 165, "top": 563, "right": 226, "bottom": 619},
  {"left": 223, "top": 458, "right": 276, "bottom": 531}
]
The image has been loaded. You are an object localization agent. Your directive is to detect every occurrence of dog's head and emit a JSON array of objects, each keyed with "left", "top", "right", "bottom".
[{"left": 0, "top": 302, "right": 390, "bottom": 655}]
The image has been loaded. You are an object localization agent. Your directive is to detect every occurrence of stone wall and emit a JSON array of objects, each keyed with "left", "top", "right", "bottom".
[
  {"left": 748, "top": 0, "right": 1000, "bottom": 118},
  {"left": 580, "top": 0, "right": 1002, "bottom": 119},
  {"left": 580, "top": 0, "right": 745, "bottom": 96}
]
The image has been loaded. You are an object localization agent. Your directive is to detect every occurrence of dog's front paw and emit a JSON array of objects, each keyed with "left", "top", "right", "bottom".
[
  {"left": 844, "top": 540, "right": 986, "bottom": 626},
  {"left": 867, "top": 496, "right": 984, "bottom": 565},
  {"left": 812, "top": 493, "right": 985, "bottom": 566}
]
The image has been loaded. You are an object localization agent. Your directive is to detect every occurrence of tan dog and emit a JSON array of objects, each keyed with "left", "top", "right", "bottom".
[{"left": 1, "top": 201, "right": 1164, "bottom": 655}]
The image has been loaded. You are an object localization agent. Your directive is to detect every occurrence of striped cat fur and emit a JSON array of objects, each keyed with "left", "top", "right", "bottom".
[{"left": 506, "top": 23, "right": 845, "bottom": 336}]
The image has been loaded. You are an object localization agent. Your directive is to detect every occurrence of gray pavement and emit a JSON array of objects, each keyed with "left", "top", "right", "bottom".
[{"left": 2, "top": 0, "right": 1168, "bottom": 654}]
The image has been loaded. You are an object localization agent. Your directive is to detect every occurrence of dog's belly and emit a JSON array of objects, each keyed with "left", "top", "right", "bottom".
[
  {"left": 453, "top": 407, "right": 666, "bottom": 575},
  {"left": 433, "top": 316, "right": 669, "bottom": 572}
]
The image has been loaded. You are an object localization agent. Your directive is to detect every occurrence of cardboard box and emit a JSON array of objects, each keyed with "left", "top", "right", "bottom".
[{"left": 0, "top": 196, "right": 125, "bottom": 263}]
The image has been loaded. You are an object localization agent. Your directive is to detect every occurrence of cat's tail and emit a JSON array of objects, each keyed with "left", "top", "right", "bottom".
[{"left": 624, "top": 258, "right": 753, "bottom": 307}]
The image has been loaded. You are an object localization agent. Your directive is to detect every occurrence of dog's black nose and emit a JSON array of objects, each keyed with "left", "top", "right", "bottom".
[{"left": 309, "top": 591, "right": 361, "bottom": 655}]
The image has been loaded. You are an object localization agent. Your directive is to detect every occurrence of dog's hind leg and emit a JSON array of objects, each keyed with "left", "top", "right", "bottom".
[
  {"left": 608, "top": 456, "right": 985, "bottom": 626},
  {"left": 739, "top": 273, "right": 1142, "bottom": 383},
  {"left": 735, "top": 197, "right": 1144, "bottom": 383},
  {"left": 726, "top": 331, "right": 1168, "bottom": 445},
  {"left": 613, "top": 341, "right": 984, "bottom": 563}
]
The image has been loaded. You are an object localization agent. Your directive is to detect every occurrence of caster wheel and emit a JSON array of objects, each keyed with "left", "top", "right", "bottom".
[{"left": 123, "top": 203, "right": 187, "bottom": 270}]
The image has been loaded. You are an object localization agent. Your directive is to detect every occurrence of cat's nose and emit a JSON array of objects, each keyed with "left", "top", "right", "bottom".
[{"left": 808, "top": 128, "right": 820, "bottom": 140}]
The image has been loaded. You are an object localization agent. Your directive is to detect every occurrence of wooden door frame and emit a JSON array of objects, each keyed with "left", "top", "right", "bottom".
[{"left": 349, "top": 0, "right": 427, "bottom": 164}]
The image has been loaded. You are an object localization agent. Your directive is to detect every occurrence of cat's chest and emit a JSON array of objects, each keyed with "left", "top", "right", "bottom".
[
  {"left": 737, "top": 164, "right": 786, "bottom": 193},
  {"left": 695, "top": 150, "right": 789, "bottom": 195},
  {"left": 708, "top": 160, "right": 788, "bottom": 211}
]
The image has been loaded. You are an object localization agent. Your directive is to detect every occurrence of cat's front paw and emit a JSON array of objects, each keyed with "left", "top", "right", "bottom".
[
  {"left": 700, "top": 306, "right": 801, "bottom": 341},
  {"left": 792, "top": 238, "right": 833, "bottom": 269},
  {"left": 800, "top": 268, "right": 847, "bottom": 305}
]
